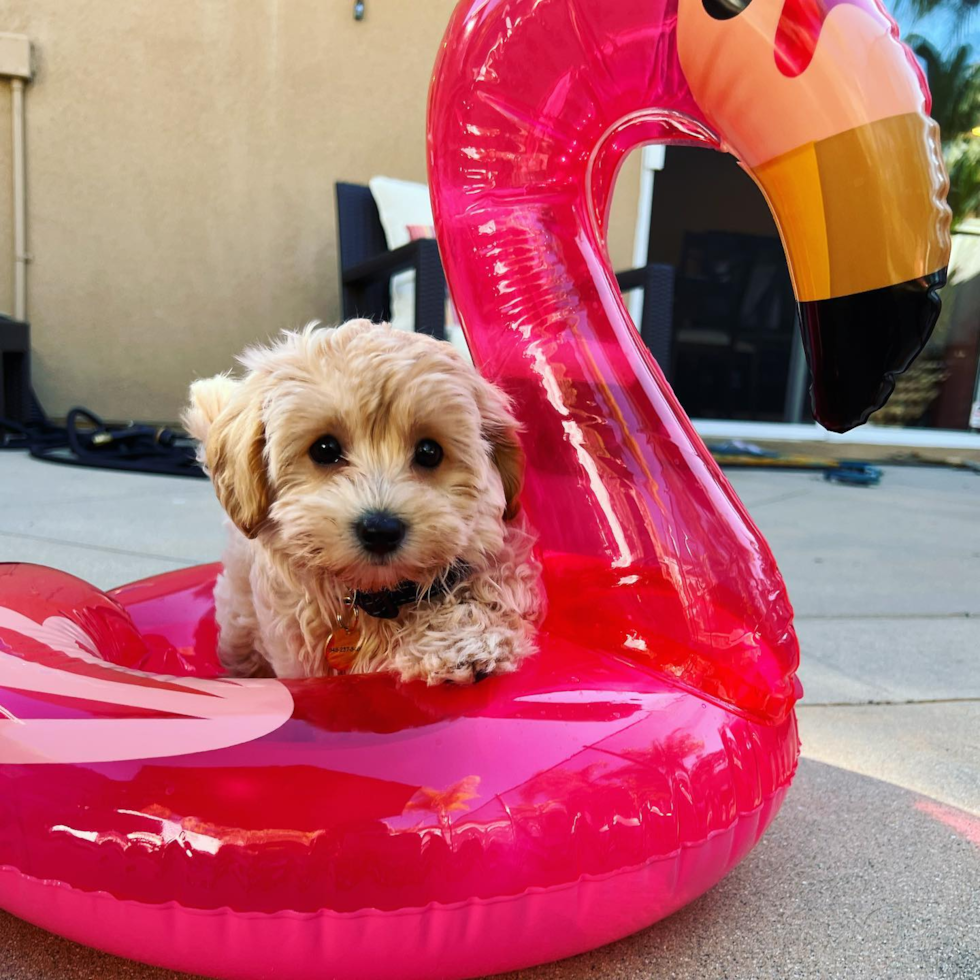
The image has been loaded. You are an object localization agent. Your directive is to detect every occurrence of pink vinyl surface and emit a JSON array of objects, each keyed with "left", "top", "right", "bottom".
[{"left": 0, "top": 0, "right": 950, "bottom": 974}]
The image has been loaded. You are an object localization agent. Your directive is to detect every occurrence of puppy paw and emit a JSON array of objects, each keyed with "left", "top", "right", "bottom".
[
  {"left": 391, "top": 615, "right": 533, "bottom": 686},
  {"left": 425, "top": 629, "right": 523, "bottom": 685}
]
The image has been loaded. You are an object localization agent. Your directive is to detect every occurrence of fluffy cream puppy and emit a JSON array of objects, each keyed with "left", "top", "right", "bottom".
[{"left": 184, "top": 320, "right": 541, "bottom": 683}]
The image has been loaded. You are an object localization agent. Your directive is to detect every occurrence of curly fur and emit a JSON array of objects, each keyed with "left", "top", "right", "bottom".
[{"left": 184, "top": 320, "right": 542, "bottom": 683}]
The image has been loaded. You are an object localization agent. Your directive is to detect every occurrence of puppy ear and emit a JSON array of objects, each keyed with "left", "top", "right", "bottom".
[
  {"left": 478, "top": 381, "right": 525, "bottom": 521},
  {"left": 183, "top": 375, "right": 239, "bottom": 443},
  {"left": 201, "top": 382, "right": 271, "bottom": 539}
]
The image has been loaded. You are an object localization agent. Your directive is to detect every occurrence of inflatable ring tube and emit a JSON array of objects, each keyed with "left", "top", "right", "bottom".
[{"left": 2, "top": 562, "right": 797, "bottom": 979}]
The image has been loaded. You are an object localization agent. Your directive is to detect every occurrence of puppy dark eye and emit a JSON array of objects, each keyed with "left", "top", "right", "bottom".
[
  {"left": 414, "top": 438, "right": 443, "bottom": 469},
  {"left": 309, "top": 435, "right": 344, "bottom": 465}
]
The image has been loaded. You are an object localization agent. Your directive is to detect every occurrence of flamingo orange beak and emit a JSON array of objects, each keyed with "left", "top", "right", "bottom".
[{"left": 751, "top": 112, "right": 950, "bottom": 431}]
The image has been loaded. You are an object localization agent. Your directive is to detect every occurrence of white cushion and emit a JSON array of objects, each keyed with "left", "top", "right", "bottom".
[
  {"left": 368, "top": 176, "right": 433, "bottom": 252},
  {"left": 367, "top": 176, "right": 470, "bottom": 360}
]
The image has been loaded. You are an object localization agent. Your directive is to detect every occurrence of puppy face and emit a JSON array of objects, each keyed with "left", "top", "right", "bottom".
[{"left": 185, "top": 321, "right": 523, "bottom": 590}]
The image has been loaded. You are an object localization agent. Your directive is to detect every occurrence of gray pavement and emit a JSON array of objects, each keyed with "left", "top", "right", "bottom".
[
  {"left": 0, "top": 454, "right": 226, "bottom": 584},
  {"left": 0, "top": 455, "right": 978, "bottom": 979}
]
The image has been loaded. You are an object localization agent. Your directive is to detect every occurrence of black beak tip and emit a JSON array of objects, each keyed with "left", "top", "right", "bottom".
[{"left": 800, "top": 269, "right": 947, "bottom": 434}]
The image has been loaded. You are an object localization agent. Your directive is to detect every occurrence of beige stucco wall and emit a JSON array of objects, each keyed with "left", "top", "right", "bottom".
[
  {"left": 0, "top": 2, "right": 640, "bottom": 424},
  {"left": 0, "top": 81, "right": 11, "bottom": 317}
]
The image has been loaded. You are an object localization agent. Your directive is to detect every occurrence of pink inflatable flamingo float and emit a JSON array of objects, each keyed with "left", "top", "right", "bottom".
[{"left": 0, "top": 0, "right": 948, "bottom": 977}]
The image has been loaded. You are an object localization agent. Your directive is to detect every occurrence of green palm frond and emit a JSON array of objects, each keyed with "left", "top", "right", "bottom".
[
  {"left": 944, "top": 135, "right": 980, "bottom": 220},
  {"left": 899, "top": 0, "right": 979, "bottom": 25},
  {"left": 907, "top": 35, "right": 980, "bottom": 225},
  {"left": 908, "top": 35, "right": 980, "bottom": 136}
]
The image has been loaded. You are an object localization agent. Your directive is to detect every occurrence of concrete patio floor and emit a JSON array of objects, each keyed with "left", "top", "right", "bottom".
[{"left": 0, "top": 454, "right": 977, "bottom": 980}]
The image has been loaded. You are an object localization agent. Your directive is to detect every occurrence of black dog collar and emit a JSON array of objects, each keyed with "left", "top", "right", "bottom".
[{"left": 351, "top": 563, "right": 471, "bottom": 620}]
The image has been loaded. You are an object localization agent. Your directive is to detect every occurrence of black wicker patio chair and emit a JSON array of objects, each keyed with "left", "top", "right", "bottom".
[{"left": 335, "top": 182, "right": 675, "bottom": 374}]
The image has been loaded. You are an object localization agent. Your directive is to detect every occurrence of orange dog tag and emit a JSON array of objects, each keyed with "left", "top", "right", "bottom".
[
  {"left": 324, "top": 624, "right": 362, "bottom": 672},
  {"left": 324, "top": 592, "right": 362, "bottom": 672}
]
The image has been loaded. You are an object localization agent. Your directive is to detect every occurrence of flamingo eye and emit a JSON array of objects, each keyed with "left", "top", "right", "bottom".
[{"left": 702, "top": 0, "right": 752, "bottom": 19}]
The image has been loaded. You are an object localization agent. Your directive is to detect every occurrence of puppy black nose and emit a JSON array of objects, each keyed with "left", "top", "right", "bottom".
[{"left": 355, "top": 512, "right": 406, "bottom": 555}]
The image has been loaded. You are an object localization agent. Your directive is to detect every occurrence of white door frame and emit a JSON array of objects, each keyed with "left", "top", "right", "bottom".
[{"left": 627, "top": 145, "right": 665, "bottom": 326}]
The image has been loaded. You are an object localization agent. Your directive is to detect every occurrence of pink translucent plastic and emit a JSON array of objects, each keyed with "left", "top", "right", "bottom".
[
  {"left": 428, "top": 0, "right": 804, "bottom": 723},
  {"left": 0, "top": 0, "right": 947, "bottom": 975},
  {"left": 0, "top": 563, "right": 798, "bottom": 979}
]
